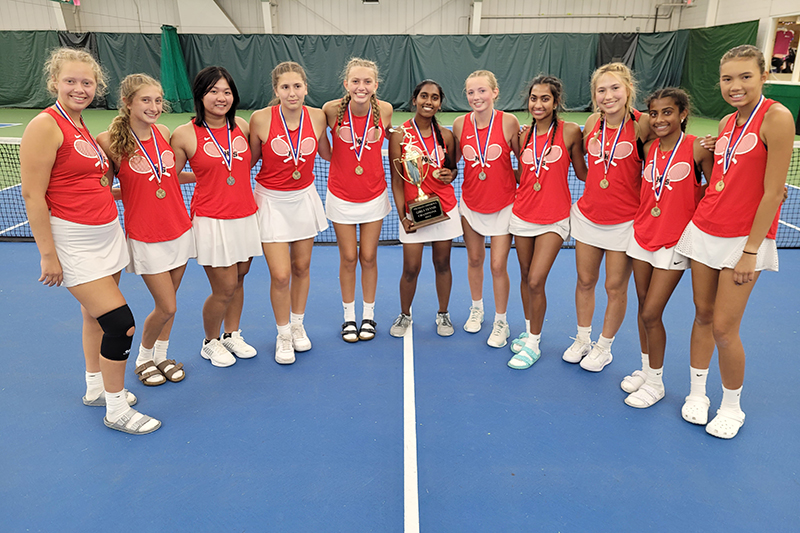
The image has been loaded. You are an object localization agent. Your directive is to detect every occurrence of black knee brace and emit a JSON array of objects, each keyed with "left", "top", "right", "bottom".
[{"left": 96, "top": 305, "right": 135, "bottom": 361}]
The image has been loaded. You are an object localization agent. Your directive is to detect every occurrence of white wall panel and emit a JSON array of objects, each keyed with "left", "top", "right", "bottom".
[
  {"left": 64, "top": 0, "right": 179, "bottom": 33},
  {"left": 216, "top": 0, "right": 265, "bottom": 33},
  {"left": 1, "top": 0, "right": 66, "bottom": 30}
]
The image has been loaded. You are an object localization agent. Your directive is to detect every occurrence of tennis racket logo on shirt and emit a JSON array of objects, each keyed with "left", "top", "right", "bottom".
[
  {"left": 587, "top": 138, "right": 634, "bottom": 167},
  {"left": 462, "top": 143, "right": 502, "bottom": 168},
  {"left": 643, "top": 161, "right": 691, "bottom": 191},
  {"left": 714, "top": 132, "right": 758, "bottom": 167},
  {"left": 271, "top": 135, "right": 316, "bottom": 163},
  {"left": 408, "top": 140, "right": 444, "bottom": 167},
  {"left": 129, "top": 150, "right": 176, "bottom": 177},
  {"left": 73, "top": 138, "right": 109, "bottom": 171},
  {"left": 203, "top": 135, "right": 249, "bottom": 161},
  {"left": 338, "top": 121, "right": 381, "bottom": 150},
  {"left": 520, "top": 145, "right": 562, "bottom": 172}
]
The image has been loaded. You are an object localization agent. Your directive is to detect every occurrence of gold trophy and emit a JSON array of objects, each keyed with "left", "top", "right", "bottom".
[{"left": 392, "top": 126, "right": 449, "bottom": 229}]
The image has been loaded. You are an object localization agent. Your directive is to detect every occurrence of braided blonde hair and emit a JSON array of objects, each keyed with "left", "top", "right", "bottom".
[
  {"left": 337, "top": 57, "right": 381, "bottom": 129},
  {"left": 108, "top": 73, "right": 166, "bottom": 160}
]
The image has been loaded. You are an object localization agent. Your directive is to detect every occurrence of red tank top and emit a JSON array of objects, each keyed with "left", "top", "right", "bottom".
[
  {"left": 513, "top": 121, "right": 572, "bottom": 225},
  {"left": 459, "top": 110, "right": 516, "bottom": 214},
  {"left": 578, "top": 111, "right": 643, "bottom": 224},
  {"left": 256, "top": 106, "right": 318, "bottom": 191},
  {"left": 693, "top": 99, "right": 781, "bottom": 239},
  {"left": 188, "top": 121, "right": 257, "bottom": 219},
  {"left": 328, "top": 106, "right": 386, "bottom": 203},
  {"left": 398, "top": 119, "right": 457, "bottom": 213},
  {"left": 116, "top": 126, "right": 192, "bottom": 243},
  {"left": 634, "top": 134, "right": 702, "bottom": 251},
  {"left": 41, "top": 107, "right": 116, "bottom": 225}
]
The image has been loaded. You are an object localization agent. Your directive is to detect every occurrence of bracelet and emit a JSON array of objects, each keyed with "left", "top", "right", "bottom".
[{"left": 742, "top": 250, "right": 757, "bottom": 255}]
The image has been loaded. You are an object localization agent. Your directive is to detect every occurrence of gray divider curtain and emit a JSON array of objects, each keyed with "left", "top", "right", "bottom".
[
  {"left": 597, "top": 33, "right": 637, "bottom": 68},
  {"left": 95, "top": 33, "right": 161, "bottom": 109},
  {"left": 633, "top": 30, "right": 689, "bottom": 109},
  {"left": 0, "top": 31, "right": 59, "bottom": 108}
]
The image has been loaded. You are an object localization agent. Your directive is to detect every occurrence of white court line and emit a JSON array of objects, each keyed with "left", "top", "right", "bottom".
[
  {"left": 0, "top": 219, "right": 29, "bottom": 235},
  {"left": 403, "top": 318, "right": 420, "bottom": 533},
  {"left": 1, "top": 182, "right": 21, "bottom": 193},
  {"left": 779, "top": 219, "right": 800, "bottom": 232}
]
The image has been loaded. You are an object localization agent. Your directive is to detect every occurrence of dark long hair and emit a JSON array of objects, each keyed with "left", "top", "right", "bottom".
[
  {"left": 411, "top": 79, "right": 453, "bottom": 169},
  {"left": 192, "top": 66, "right": 240, "bottom": 128}
]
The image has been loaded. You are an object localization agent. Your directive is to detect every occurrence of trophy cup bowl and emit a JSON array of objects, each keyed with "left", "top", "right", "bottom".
[{"left": 392, "top": 132, "right": 450, "bottom": 229}]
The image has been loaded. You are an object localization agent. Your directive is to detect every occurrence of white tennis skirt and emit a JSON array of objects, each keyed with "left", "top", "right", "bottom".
[
  {"left": 50, "top": 216, "right": 129, "bottom": 288},
  {"left": 255, "top": 183, "right": 328, "bottom": 243},
  {"left": 626, "top": 235, "right": 689, "bottom": 271},
  {"left": 193, "top": 213, "right": 263, "bottom": 268},
  {"left": 675, "top": 221, "right": 779, "bottom": 272},
  {"left": 459, "top": 200, "right": 512, "bottom": 236},
  {"left": 510, "top": 214, "right": 570, "bottom": 241},
  {"left": 399, "top": 207, "right": 463, "bottom": 244},
  {"left": 570, "top": 203, "right": 633, "bottom": 252},
  {"left": 326, "top": 189, "right": 391, "bottom": 225},
  {"left": 126, "top": 228, "right": 196, "bottom": 275}
]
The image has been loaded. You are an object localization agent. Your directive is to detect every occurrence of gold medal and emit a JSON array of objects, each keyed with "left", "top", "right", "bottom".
[
  {"left": 599, "top": 178, "right": 609, "bottom": 189},
  {"left": 533, "top": 182, "right": 541, "bottom": 192},
  {"left": 227, "top": 175, "right": 235, "bottom": 186},
  {"left": 292, "top": 169, "right": 301, "bottom": 180},
  {"left": 100, "top": 176, "right": 109, "bottom": 187},
  {"left": 715, "top": 180, "right": 724, "bottom": 192},
  {"left": 651, "top": 206, "right": 661, "bottom": 217},
  {"left": 355, "top": 165, "right": 364, "bottom": 175},
  {"left": 478, "top": 171, "right": 487, "bottom": 181},
  {"left": 433, "top": 169, "right": 440, "bottom": 179},
  {"left": 156, "top": 188, "right": 166, "bottom": 199}
]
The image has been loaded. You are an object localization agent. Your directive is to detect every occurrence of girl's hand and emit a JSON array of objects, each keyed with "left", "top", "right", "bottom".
[
  {"left": 435, "top": 168, "right": 454, "bottom": 185},
  {"left": 400, "top": 217, "right": 417, "bottom": 234},
  {"left": 518, "top": 124, "right": 530, "bottom": 137},
  {"left": 732, "top": 253, "right": 756, "bottom": 286},
  {"left": 699, "top": 134, "right": 717, "bottom": 152},
  {"left": 39, "top": 254, "right": 63, "bottom": 287}
]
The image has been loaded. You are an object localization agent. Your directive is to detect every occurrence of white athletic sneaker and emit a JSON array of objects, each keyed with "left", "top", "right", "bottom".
[
  {"left": 562, "top": 337, "right": 592, "bottom": 363},
  {"left": 579, "top": 343, "right": 613, "bottom": 372},
  {"left": 275, "top": 333, "right": 295, "bottom": 365},
  {"left": 389, "top": 313, "right": 412, "bottom": 337},
  {"left": 200, "top": 338, "right": 236, "bottom": 368},
  {"left": 463, "top": 306, "right": 484, "bottom": 333},
  {"left": 436, "top": 312, "right": 455, "bottom": 337},
  {"left": 487, "top": 320, "right": 510, "bottom": 348},
  {"left": 291, "top": 323, "right": 312, "bottom": 352},
  {"left": 221, "top": 330, "right": 257, "bottom": 359}
]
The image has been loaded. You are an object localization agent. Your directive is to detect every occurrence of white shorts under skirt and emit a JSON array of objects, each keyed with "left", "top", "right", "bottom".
[
  {"left": 510, "top": 214, "right": 570, "bottom": 241},
  {"left": 570, "top": 203, "right": 633, "bottom": 252},
  {"left": 459, "top": 201, "right": 512, "bottom": 236},
  {"left": 399, "top": 207, "right": 463, "bottom": 244},
  {"left": 326, "top": 189, "right": 391, "bottom": 225},
  {"left": 675, "top": 221, "right": 779, "bottom": 272},
  {"left": 126, "top": 228, "right": 196, "bottom": 275},
  {"left": 626, "top": 235, "right": 689, "bottom": 271},
  {"left": 193, "top": 213, "right": 263, "bottom": 268},
  {"left": 255, "top": 183, "right": 328, "bottom": 243},
  {"left": 50, "top": 216, "right": 129, "bottom": 288}
]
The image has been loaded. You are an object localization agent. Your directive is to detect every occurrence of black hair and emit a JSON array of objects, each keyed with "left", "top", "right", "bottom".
[
  {"left": 192, "top": 66, "right": 240, "bottom": 129},
  {"left": 410, "top": 79, "right": 453, "bottom": 168},
  {"left": 645, "top": 87, "right": 691, "bottom": 132},
  {"left": 522, "top": 75, "right": 565, "bottom": 155}
]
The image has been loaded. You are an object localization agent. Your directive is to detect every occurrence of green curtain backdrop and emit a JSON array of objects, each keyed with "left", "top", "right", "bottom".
[
  {"left": 0, "top": 31, "right": 59, "bottom": 108},
  {"left": 633, "top": 30, "right": 689, "bottom": 109},
  {"left": 681, "top": 20, "right": 759, "bottom": 119},
  {"left": 96, "top": 32, "right": 161, "bottom": 110},
  {"left": 160, "top": 26, "right": 193, "bottom": 113}
]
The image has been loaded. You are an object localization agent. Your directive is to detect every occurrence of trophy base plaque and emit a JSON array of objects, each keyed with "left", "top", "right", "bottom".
[{"left": 408, "top": 195, "right": 449, "bottom": 229}]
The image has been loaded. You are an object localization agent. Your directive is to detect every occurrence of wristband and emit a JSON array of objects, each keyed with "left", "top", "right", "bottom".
[{"left": 742, "top": 250, "right": 757, "bottom": 256}]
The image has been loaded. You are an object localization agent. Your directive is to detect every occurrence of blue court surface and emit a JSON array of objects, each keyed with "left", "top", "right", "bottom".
[
  {"left": 1, "top": 242, "right": 798, "bottom": 532},
  {"left": 0, "top": 123, "right": 21, "bottom": 128}
]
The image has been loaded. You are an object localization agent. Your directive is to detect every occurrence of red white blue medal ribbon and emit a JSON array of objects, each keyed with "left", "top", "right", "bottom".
[
  {"left": 279, "top": 106, "right": 305, "bottom": 165},
  {"left": 471, "top": 110, "right": 495, "bottom": 169},
  {"left": 530, "top": 122, "right": 554, "bottom": 178},
  {"left": 651, "top": 132, "right": 683, "bottom": 204},
  {"left": 203, "top": 121, "right": 232, "bottom": 173},
  {"left": 722, "top": 95, "right": 764, "bottom": 175},
  {"left": 411, "top": 119, "right": 441, "bottom": 169},
  {"left": 131, "top": 126, "right": 166, "bottom": 183},
  {"left": 600, "top": 115, "right": 625, "bottom": 176},
  {"left": 54, "top": 100, "right": 105, "bottom": 168},
  {"left": 347, "top": 103, "right": 372, "bottom": 161}
]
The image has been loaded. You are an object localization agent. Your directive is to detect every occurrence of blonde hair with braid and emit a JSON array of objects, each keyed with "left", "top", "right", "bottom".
[
  {"left": 337, "top": 57, "right": 381, "bottom": 129},
  {"left": 108, "top": 73, "right": 166, "bottom": 160}
]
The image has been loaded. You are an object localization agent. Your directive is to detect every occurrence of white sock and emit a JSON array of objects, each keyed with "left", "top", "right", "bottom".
[
  {"left": 291, "top": 312, "right": 304, "bottom": 325},
  {"left": 105, "top": 389, "right": 128, "bottom": 422},
  {"left": 720, "top": 385, "right": 743, "bottom": 413},
  {"left": 495, "top": 312, "right": 507, "bottom": 324},
  {"left": 85, "top": 371, "right": 103, "bottom": 399},
  {"left": 577, "top": 325, "right": 592, "bottom": 342},
  {"left": 343, "top": 301, "right": 356, "bottom": 322},
  {"left": 525, "top": 320, "right": 531, "bottom": 334},
  {"left": 646, "top": 365, "right": 664, "bottom": 390},
  {"left": 597, "top": 335, "right": 614, "bottom": 351},
  {"left": 277, "top": 323, "right": 291, "bottom": 337},
  {"left": 524, "top": 333, "right": 541, "bottom": 353},
  {"left": 689, "top": 366, "right": 709, "bottom": 397},
  {"left": 153, "top": 340, "right": 169, "bottom": 366},
  {"left": 471, "top": 299, "right": 484, "bottom": 310},
  {"left": 641, "top": 352, "right": 649, "bottom": 372},
  {"left": 135, "top": 345, "right": 155, "bottom": 368},
  {"left": 363, "top": 301, "right": 375, "bottom": 321}
]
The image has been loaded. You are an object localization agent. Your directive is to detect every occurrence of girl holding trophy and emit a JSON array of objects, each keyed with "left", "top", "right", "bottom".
[{"left": 388, "top": 80, "right": 462, "bottom": 338}]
